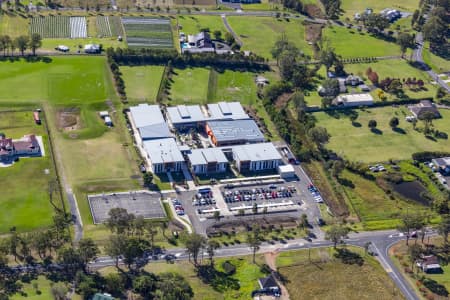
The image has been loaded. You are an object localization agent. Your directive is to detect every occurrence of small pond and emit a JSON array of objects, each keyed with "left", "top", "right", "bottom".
[{"left": 393, "top": 181, "right": 429, "bottom": 205}]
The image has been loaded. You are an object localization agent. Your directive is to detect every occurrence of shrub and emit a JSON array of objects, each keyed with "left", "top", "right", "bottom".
[{"left": 222, "top": 261, "right": 236, "bottom": 276}]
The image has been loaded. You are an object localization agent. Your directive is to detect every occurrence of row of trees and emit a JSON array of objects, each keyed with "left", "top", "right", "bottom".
[{"left": 0, "top": 33, "right": 42, "bottom": 56}]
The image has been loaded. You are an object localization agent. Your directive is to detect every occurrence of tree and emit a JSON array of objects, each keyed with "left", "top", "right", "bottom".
[
  {"left": 423, "top": 16, "right": 447, "bottom": 46},
  {"left": 438, "top": 214, "right": 450, "bottom": 260},
  {"left": 320, "top": 0, "right": 341, "bottom": 19},
  {"left": 213, "top": 30, "right": 222, "bottom": 40},
  {"left": 349, "top": 113, "right": 358, "bottom": 124},
  {"left": 104, "top": 273, "right": 126, "bottom": 297},
  {"left": 122, "top": 237, "right": 145, "bottom": 270},
  {"left": 224, "top": 32, "right": 235, "bottom": 45},
  {"left": 398, "top": 212, "right": 424, "bottom": 246},
  {"left": 408, "top": 244, "right": 423, "bottom": 271},
  {"left": 368, "top": 119, "right": 377, "bottom": 130},
  {"left": 156, "top": 272, "right": 194, "bottom": 300},
  {"left": 389, "top": 117, "right": 399, "bottom": 129},
  {"left": 183, "top": 233, "right": 206, "bottom": 266},
  {"left": 206, "top": 240, "right": 220, "bottom": 267},
  {"left": 320, "top": 78, "right": 340, "bottom": 97},
  {"left": 105, "top": 234, "right": 126, "bottom": 269},
  {"left": 308, "top": 126, "right": 330, "bottom": 148},
  {"left": 331, "top": 160, "right": 345, "bottom": 178},
  {"left": 133, "top": 274, "right": 158, "bottom": 299},
  {"left": 0, "top": 35, "right": 11, "bottom": 56},
  {"left": 397, "top": 33, "right": 414, "bottom": 57},
  {"left": 50, "top": 282, "right": 68, "bottom": 300},
  {"left": 299, "top": 214, "right": 309, "bottom": 229},
  {"left": 78, "top": 238, "right": 99, "bottom": 272},
  {"left": 29, "top": 33, "right": 42, "bottom": 56},
  {"left": 14, "top": 35, "right": 29, "bottom": 56},
  {"left": 320, "top": 46, "right": 338, "bottom": 72},
  {"left": 143, "top": 172, "right": 153, "bottom": 187},
  {"left": 246, "top": 226, "right": 262, "bottom": 263},
  {"left": 213, "top": 211, "right": 221, "bottom": 223},
  {"left": 107, "top": 207, "right": 135, "bottom": 235},
  {"left": 57, "top": 247, "right": 83, "bottom": 277},
  {"left": 325, "top": 225, "right": 349, "bottom": 248},
  {"left": 363, "top": 13, "right": 390, "bottom": 33}
]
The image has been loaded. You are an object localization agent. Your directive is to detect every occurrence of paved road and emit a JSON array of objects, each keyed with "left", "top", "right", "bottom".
[
  {"left": 413, "top": 33, "right": 450, "bottom": 93},
  {"left": 86, "top": 229, "right": 426, "bottom": 299}
]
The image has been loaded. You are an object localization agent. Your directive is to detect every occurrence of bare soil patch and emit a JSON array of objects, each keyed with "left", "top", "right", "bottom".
[
  {"left": 274, "top": 92, "right": 292, "bottom": 109},
  {"left": 305, "top": 4, "right": 325, "bottom": 18},
  {"left": 305, "top": 23, "right": 323, "bottom": 43},
  {"left": 57, "top": 108, "right": 81, "bottom": 131}
]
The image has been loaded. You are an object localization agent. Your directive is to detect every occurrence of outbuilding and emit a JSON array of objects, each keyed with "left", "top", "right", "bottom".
[{"left": 278, "top": 164, "right": 296, "bottom": 179}]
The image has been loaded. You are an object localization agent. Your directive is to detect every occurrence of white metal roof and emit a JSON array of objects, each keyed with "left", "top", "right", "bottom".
[
  {"left": 232, "top": 143, "right": 282, "bottom": 162},
  {"left": 188, "top": 148, "right": 228, "bottom": 165},
  {"left": 207, "top": 119, "right": 265, "bottom": 143},
  {"left": 207, "top": 102, "right": 249, "bottom": 120},
  {"left": 130, "top": 104, "right": 166, "bottom": 128},
  {"left": 278, "top": 164, "right": 295, "bottom": 173},
  {"left": 143, "top": 138, "right": 184, "bottom": 165},
  {"left": 166, "top": 105, "right": 207, "bottom": 125},
  {"left": 337, "top": 93, "right": 374, "bottom": 103}
]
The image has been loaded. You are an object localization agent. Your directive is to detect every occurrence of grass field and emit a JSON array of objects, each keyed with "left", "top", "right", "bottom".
[
  {"left": 40, "top": 37, "right": 124, "bottom": 52},
  {"left": 423, "top": 43, "right": 450, "bottom": 74},
  {"left": 0, "top": 110, "right": 59, "bottom": 233},
  {"left": 169, "top": 67, "right": 210, "bottom": 104},
  {"left": 315, "top": 107, "right": 450, "bottom": 162},
  {"left": 340, "top": 0, "right": 420, "bottom": 21},
  {"left": 121, "top": 65, "right": 165, "bottom": 103},
  {"left": 277, "top": 247, "right": 404, "bottom": 299},
  {"left": 340, "top": 169, "right": 429, "bottom": 230},
  {"left": 344, "top": 59, "right": 437, "bottom": 100},
  {"left": 226, "top": 17, "right": 313, "bottom": 59},
  {"left": 323, "top": 26, "right": 402, "bottom": 58},
  {"left": 175, "top": 15, "right": 225, "bottom": 36},
  {"left": 0, "top": 14, "right": 29, "bottom": 37},
  {"left": 11, "top": 276, "right": 81, "bottom": 300}
]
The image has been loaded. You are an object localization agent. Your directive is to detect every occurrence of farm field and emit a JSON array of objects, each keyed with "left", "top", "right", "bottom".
[
  {"left": 122, "top": 17, "right": 173, "bottom": 49},
  {"left": 0, "top": 14, "right": 29, "bottom": 37},
  {"left": 277, "top": 247, "right": 404, "bottom": 300},
  {"left": 30, "top": 16, "right": 88, "bottom": 38},
  {"left": 323, "top": 26, "right": 403, "bottom": 58},
  {"left": 96, "top": 16, "right": 124, "bottom": 37},
  {"left": 0, "top": 110, "right": 59, "bottom": 233},
  {"left": 314, "top": 107, "right": 450, "bottom": 162},
  {"left": 169, "top": 67, "right": 211, "bottom": 104},
  {"left": 344, "top": 59, "right": 437, "bottom": 100},
  {"left": 226, "top": 17, "right": 313, "bottom": 59},
  {"left": 121, "top": 65, "right": 165, "bottom": 103},
  {"left": 340, "top": 0, "right": 420, "bottom": 21},
  {"left": 175, "top": 15, "right": 225, "bottom": 36}
]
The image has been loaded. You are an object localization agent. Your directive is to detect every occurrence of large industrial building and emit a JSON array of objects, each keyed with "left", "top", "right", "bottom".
[
  {"left": 207, "top": 102, "right": 249, "bottom": 120},
  {"left": 129, "top": 104, "right": 171, "bottom": 140},
  {"left": 187, "top": 148, "right": 228, "bottom": 174},
  {"left": 206, "top": 119, "right": 265, "bottom": 146},
  {"left": 231, "top": 143, "right": 282, "bottom": 172}
]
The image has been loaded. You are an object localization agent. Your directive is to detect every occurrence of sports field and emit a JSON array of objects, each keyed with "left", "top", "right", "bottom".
[
  {"left": 226, "top": 17, "right": 313, "bottom": 59},
  {"left": 121, "top": 65, "right": 165, "bottom": 103},
  {"left": 323, "top": 26, "right": 402, "bottom": 58},
  {"left": 0, "top": 110, "right": 58, "bottom": 233},
  {"left": 277, "top": 247, "right": 404, "bottom": 300},
  {"left": 169, "top": 67, "right": 211, "bottom": 104},
  {"left": 315, "top": 107, "right": 450, "bottom": 162}
]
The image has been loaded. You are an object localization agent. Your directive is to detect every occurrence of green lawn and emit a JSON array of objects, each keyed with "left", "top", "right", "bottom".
[
  {"left": 169, "top": 67, "right": 211, "bottom": 104},
  {"left": 11, "top": 276, "right": 81, "bottom": 300},
  {"left": 340, "top": 0, "right": 420, "bottom": 21},
  {"left": 315, "top": 107, "right": 450, "bottom": 162},
  {"left": 422, "top": 43, "right": 450, "bottom": 74},
  {"left": 323, "top": 26, "right": 402, "bottom": 58},
  {"left": 0, "top": 14, "right": 29, "bottom": 37},
  {"left": 40, "top": 37, "right": 124, "bottom": 52},
  {"left": 277, "top": 247, "right": 404, "bottom": 300},
  {"left": 175, "top": 15, "right": 225, "bottom": 36},
  {"left": 121, "top": 65, "right": 165, "bottom": 103},
  {"left": 344, "top": 59, "right": 436, "bottom": 100},
  {"left": 0, "top": 111, "right": 58, "bottom": 233},
  {"left": 227, "top": 17, "right": 313, "bottom": 59}
]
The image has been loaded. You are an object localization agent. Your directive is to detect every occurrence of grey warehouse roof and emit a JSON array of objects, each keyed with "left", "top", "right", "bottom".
[
  {"left": 166, "top": 105, "right": 207, "bottom": 125},
  {"left": 232, "top": 143, "right": 282, "bottom": 162},
  {"left": 188, "top": 148, "right": 228, "bottom": 165},
  {"left": 143, "top": 138, "right": 184, "bottom": 164},
  {"left": 207, "top": 119, "right": 265, "bottom": 143},
  {"left": 207, "top": 102, "right": 249, "bottom": 120},
  {"left": 130, "top": 104, "right": 166, "bottom": 128},
  {"left": 139, "top": 123, "right": 171, "bottom": 140}
]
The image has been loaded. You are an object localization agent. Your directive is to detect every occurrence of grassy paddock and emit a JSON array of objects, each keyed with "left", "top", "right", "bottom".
[
  {"left": 340, "top": 0, "right": 420, "bottom": 21},
  {"left": 121, "top": 65, "right": 165, "bottom": 103},
  {"left": 277, "top": 246, "right": 404, "bottom": 299},
  {"left": 11, "top": 275, "right": 81, "bottom": 300},
  {"left": 168, "top": 67, "right": 211, "bottom": 104},
  {"left": 174, "top": 15, "right": 225, "bottom": 36},
  {"left": 226, "top": 17, "right": 313, "bottom": 59},
  {"left": 315, "top": 107, "right": 450, "bottom": 162},
  {"left": 323, "top": 26, "right": 402, "bottom": 58}
]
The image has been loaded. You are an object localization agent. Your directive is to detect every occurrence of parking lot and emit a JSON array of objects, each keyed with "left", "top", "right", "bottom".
[{"left": 88, "top": 191, "right": 166, "bottom": 224}]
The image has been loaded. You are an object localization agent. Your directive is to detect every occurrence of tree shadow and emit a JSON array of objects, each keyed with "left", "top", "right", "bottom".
[
  {"left": 393, "top": 127, "right": 406, "bottom": 134},
  {"left": 425, "top": 135, "right": 437, "bottom": 142},
  {"left": 370, "top": 128, "right": 383, "bottom": 135},
  {"left": 334, "top": 248, "right": 364, "bottom": 266},
  {"left": 337, "top": 177, "right": 355, "bottom": 188},
  {"left": 352, "top": 121, "right": 362, "bottom": 127},
  {"left": 196, "top": 265, "right": 240, "bottom": 292}
]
